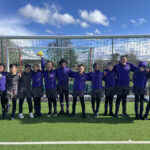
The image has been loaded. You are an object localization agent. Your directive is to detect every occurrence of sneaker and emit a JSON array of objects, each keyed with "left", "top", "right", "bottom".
[
  {"left": 19, "top": 113, "right": 24, "bottom": 119},
  {"left": 29, "top": 113, "right": 34, "bottom": 118},
  {"left": 113, "top": 113, "right": 119, "bottom": 118},
  {"left": 66, "top": 110, "right": 70, "bottom": 116},
  {"left": 53, "top": 112, "right": 58, "bottom": 117},
  {"left": 122, "top": 113, "right": 130, "bottom": 118},
  {"left": 104, "top": 112, "right": 107, "bottom": 116},
  {"left": 46, "top": 112, "right": 52, "bottom": 117},
  {"left": 58, "top": 110, "right": 65, "bottom": 116},
  {"left": 70, "top": 112, "right": 75, "bottom": 117},
  {"left": 95, "top": 112, "right": 99, "bottom": 118},
  {"left": 109, "top": 112, "right": 114, "bottom": 116},
  {"left": 82, "top": 113, "right": 86, "bottom": 118},
  {"left": 38, "top": 113, "right": 42, "bottom": 117}
]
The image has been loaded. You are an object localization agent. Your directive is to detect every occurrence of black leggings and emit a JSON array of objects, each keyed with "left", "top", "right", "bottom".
[
  {"left": 59, "top": 93, "right": 69, "bottom": 111},
  {"left": 134, "top": 94, "right": 144, "bottom": 116},
  {"left": 33, "top": 97, "right": 41, "bottom": 115},
  {"left": 145, "top": 100, "right": 150, "bottom": 118},
  {"left": 48, "top": 97, "right": 57, "bottom": 113},
  {"left": 11, "top": 98, "right": 17, "bottom": 117},
  {"left": 0, "top": 95, "right": 8, "bottom": 116},
  {"left": 19, "top": 98, "right": 33, "bottom": 114},
  {"left": 105, "top": 95, "right": 113, "bottom": 114},
  {"left": 72, "top": 97, "right": 85, "bottom": 114},
  {"left": 115, "top": 95, "right": 127, "bottom": 114},
  {"left": 91, "top": 97, "right": 101, "bottom": 113}
]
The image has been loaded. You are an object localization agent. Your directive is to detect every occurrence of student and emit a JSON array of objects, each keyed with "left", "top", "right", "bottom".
[
  {"left": 18, "top": 65, "right": 34, "bottom": 119},
  {"left": 41, "top": 57, "right": 57, "bottom": 117},
  {"left": 5, "top": 64, "right": 20, "bottom": 120},
  {"left": 56, "top": 59, "right": 74, "bottom": 116},
  {"left": 133, "top": 62, "right": 148, "bottom": 119},
  {"left": 113, "top": 55, "right": 137, "bottom": 118},
  {"left": 0, "top": 63, "right": 9, "bottom": 119},
  {"left": 88, "top": 63, "right": 103, "bottom": 118},
  {"left": 103, "top": 62, "right": 116, "bottom": 116},
  {"left": 32, "top": 64, "right": 43, "bottom": 117},
  {"left": 70, "top": 64, "right": 89, "bottom": 118}
]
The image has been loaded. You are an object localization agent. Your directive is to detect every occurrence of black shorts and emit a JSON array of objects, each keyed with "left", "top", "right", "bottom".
[
  {"left": 18, "top": 88, "right": 32, "bottom": 98},
  {"left": 72, "top": 91, "right": 84, "bottom": 97},
  {"left": 133, "top": 86, "right": 146, "bottom": 95},
  {"left": 32, "top": 87, "right": 43, "bottom": 98},
  {"left": 46, "top": 89, "right": 57, "bottom": 99},
  {"left": 116, "top": 85, "right": 130, "bottom": 95},
  {"left": 91, "top": 89, "right": 103, "bottom": 98},
  {"left": 105, "top": 87, "right": 116, "bottom": 96},
  {"left": 5, "top": 89, "right": 18, "bottom": 99},
  {"left": 57, "top": 85, "right": 69, "bottom": 95}
]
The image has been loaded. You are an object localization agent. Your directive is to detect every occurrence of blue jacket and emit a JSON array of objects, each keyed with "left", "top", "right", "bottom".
[
  {"left": 41, "top": 58, "right": 57, "bottom": 90},
  {"left": 71, "top": 72, "right": 89, "bottom": 92},
  {"left": 104, "top": 69, "right": 116, "bottom": 87},
  {"left": 88, "top": 71, "right": 103, "bottom": 90},
  {"left": 56, "top": 66, "right": 74, "bottom": 86},
  {"left": 114, "top": 62, "right": 137, "bottom": 86}
]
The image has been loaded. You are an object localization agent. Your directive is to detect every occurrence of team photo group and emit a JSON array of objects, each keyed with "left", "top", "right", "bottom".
[{"left": 0, "top": 53, "right": 150, "bottom": 120}]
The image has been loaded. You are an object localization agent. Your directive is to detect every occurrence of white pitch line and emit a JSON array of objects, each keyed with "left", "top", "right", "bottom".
[{"left": 0, "top": 141, "right": 150, "bottom": 145}]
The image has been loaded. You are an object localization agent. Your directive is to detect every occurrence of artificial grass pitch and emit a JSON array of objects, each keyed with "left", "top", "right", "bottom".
[{"left": 0, "top": 101, "right": 150, "bottom": 150}]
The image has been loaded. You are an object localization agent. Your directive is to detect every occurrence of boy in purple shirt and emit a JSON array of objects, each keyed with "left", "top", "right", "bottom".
[
  {"left": 32, "top": 64, "right": 43, "bottom": 117},
  {"left": 103, "top": 62, "right": 116, "bottom": 116},
  {"left": 133, "top": 62, "right": 148, "bottom": 119},
  {"left": 113, "top": 55, "right": 137, "bottom": 118},
  {"left": 56, "top": 59, "right": 74, "bottom": 116},
  {"left": 70, "top": 64, "right": 89, "bottom": 118},
  {"left": 88, "top": 63, "right": 103, "bottom": 118},
  {"left": 41, "top": 57, "right": 57, "bottom": 117}
]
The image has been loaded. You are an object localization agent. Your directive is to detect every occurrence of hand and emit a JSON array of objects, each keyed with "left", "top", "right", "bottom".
[
  {"left": 146, "top": 69, "right": 149, "bottom": 72},
  {"left": 18, "top": 72, "right": 22, "bottom": 77}
]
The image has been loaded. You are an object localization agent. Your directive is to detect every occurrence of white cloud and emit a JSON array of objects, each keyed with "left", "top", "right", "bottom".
[
  {"left": 130, "top": 18, "right": 146, "bottom": 26},
  {"left": 94, "top": 29, "right": 101, "bottom": 34},
  {"left": 121, "top": 24, "right": 127, "bottom": 29},
  {"left": 0, "top": 17, "right": 34, "bottom": 35},
  {"left": 19, "top": 3, "right": 91, "bottom": 28},
  {"left": 79, "top": 9, "right": 109, "bottom": 26}
]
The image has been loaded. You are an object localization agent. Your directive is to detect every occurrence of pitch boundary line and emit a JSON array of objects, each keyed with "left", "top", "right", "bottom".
[{"left": 0, "top": 141, "right": 150, "bottom": 145}]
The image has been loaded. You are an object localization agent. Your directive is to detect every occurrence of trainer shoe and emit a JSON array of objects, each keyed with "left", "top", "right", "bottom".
[
  {"left": 19, "top": 113, "right": 24, "bottom": 119},
  {"left": 29, "top": 113, "right": 34, "bottom": 118},
  {"left": 46, "top": 112, "right": 52, "bottom": 117},
  {"left": 53, "top": 112, "right": 58, "bottom": 117}
]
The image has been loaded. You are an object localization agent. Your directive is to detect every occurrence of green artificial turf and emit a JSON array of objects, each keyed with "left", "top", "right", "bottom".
[{"left": 0, "top": 101, "right": 150, "bottom": 150}]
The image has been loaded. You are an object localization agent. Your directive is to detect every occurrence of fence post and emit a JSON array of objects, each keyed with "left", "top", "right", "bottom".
[
  {"left": 6, "top": 48, "right": 10, "bottom": 72},
  {"left": 1, "top": 38, "right": 4, "bottom": 63},
  {"left": 112, "top": 38, "right": 114, "bottom": 62}
]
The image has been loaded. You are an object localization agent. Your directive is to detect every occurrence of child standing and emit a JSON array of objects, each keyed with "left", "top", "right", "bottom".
[
  {"left": 56, "top": 59, "right": 74, "bottom": 116},
  {"left": 88, "top": 63, "right": 103, "bottom": 118},
  {"left": 103, "top": 62, "right": 116, "bottom": 116},
  {"left": 0, "top": 63, "right": 9, "bottom": 119},
  {"left": 5, "top": 64, "right": 20, "bottom": 120},
  {"left": 70, "top": 64, "right": 89, "bottom": 118},
  {"left": 32, "top": 64, "right": 43, "bottom": 117},
  {"left": 133, "top": 62, "right": 148, "bottom": 119},
  {"left": 18, "top": 65, "right": 34, "bottom": 119},
  {"left": 41, "top": 57, "right": 57, "bottom": 117}
]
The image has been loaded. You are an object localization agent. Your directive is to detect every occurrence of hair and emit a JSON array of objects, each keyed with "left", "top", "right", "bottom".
[
  {"left": 93, "top": 63, "right": 99, "bottom": 69},
  {"left": 46, "top": 61, "right": 54, "bottom": 66},
  {"left": 78, "top": 64, "right": 85, "bottom": 68},
  {"left": 9, "top": 64, "right": 18, "bottom": 68},
  {"left": 0, "top": 63, "right": 5, "bottom": 68},
  {"left": 25, "top": 64, "right": 31, "bottom": 68},
  {"left": 120, "top": 55, "right": 128, "bottom": 59},
  {"left": 107, "top": 61, "right": 113, "bottom": 66},
  {"left": 59, "top": 59, "right": 67, "bottom": 66},
  {"left": 33, "top": 64, "right": 39, "bottom": 68}
]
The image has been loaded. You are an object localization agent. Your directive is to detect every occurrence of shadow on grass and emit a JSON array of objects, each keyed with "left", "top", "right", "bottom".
[{"left": 0, "top": 113, "right": 139, "bottom": 125}]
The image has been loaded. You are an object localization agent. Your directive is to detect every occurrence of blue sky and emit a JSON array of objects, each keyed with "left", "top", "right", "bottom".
[{"left": 0, "top": 0, "right": 150, "bottom": 35}]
